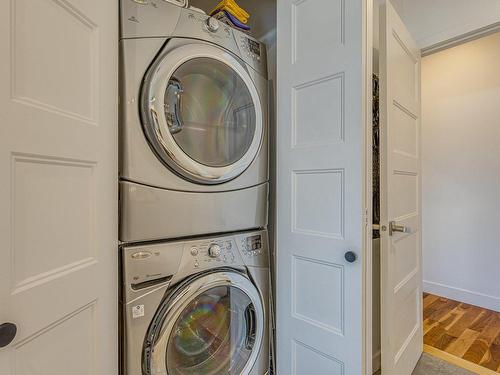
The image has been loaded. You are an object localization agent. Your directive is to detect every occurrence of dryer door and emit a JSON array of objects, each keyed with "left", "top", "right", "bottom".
[
  {"left": 144, "top": 271, "right": 265, "bottom": 375},
  {"left": 141, "top": 42, "right": 263, "bottom": 185}
]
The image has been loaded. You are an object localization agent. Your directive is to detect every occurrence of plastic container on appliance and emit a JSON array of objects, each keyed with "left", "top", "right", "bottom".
[
  {"left": 210, "top": 0, "right": 249, "bottom": 24},
  {"left": 212, "top": 10, "right": 251, "bottom": 31}
]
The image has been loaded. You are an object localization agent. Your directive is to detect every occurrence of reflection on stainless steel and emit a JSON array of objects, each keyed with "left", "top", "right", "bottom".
[
  {"left": 141, "top": 44, "right": 263, "bottom": 184},
  {"left": 148, "top": 272, "right": 264, "bottom": 375},
  {"left": 166, "top": 285, "right": 254, "bottom": 375},
  {"left": 167, "top": 57, "right": 256, "bottom": 168}
]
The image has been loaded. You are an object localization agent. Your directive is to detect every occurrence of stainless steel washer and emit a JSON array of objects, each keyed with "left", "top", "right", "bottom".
[
  {"left": 120, "top": 230, "right": 270, "bottom": 375},
  {"left": 119, "top": 1, "right": 269, "bottom": 242}
]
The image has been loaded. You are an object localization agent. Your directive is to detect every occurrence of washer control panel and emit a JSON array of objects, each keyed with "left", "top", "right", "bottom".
[
  {"left": 188, "top": 239, "right": 237, "bottom": 270},
  {"left": 240, "top": 234, "right": 263, "bottom": 257},
  {"left": 186, "top": 231, "right": 269, "bottom": 270},
  {"left": 122, "top": 230, "right": 269, "bottom": 294}
]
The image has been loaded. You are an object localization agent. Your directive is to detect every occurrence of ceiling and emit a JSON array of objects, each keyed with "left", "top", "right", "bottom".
[
  {"left": 189, "top": 0, "right": 500, "bottom": 50},
  {"left": 386, "top": 0, "right": 500, "bottom": 48}
]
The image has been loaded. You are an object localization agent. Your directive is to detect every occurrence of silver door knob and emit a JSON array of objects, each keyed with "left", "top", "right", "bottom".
[{"left": 389, "top": 221, "right": 410, "bottom": 236}]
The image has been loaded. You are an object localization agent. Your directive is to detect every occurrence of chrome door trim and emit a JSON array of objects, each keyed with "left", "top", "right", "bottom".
[
  {"left": 141, "top": 43, "right": 264, "bottom": 185},
  {"left": 144, "top": 269, "right": 265, "bottom": 375}
]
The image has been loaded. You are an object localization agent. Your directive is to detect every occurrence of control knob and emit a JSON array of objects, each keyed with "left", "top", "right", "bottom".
[
  {"left": 208, "top": 244, "right": 222, "bottom": 258},
  {"left": 205, "top": 17, "right": 219, "bottom": 32}
]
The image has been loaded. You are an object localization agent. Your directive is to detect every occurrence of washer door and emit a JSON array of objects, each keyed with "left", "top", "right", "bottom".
[
  {"left": 145, "top": 271, "right": 264, "bottom": 375},
  {"left": 141, "top": 42, "right": 263, "bottom": 185}
]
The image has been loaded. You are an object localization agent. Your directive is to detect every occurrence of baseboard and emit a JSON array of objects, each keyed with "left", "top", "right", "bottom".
[
  {"left": 372, "top": 350, "right": 381, "bottom": 374},
  {"left": 423, "top": 280, "right": 500, "bottom": 312},
  {"left": 423, "top": 344, "right": 499, "bottom": 375}
]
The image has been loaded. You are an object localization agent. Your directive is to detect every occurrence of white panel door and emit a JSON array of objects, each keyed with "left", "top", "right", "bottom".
[
  {"left": 276, "top": 0, "right": 370, "bottom": 373},
  {"left": 0, "top": 1, "right": 118, "bottom": 374},
  {"left": 379, "top": 1, "right": 422, "bottom": 374}
]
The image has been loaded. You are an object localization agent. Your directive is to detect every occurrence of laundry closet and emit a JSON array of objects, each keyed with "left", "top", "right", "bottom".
[
  {"left": 118, "top": 1, "right": 279, "bottom": 374},
  {"left": 117, "top": 1, "right": 500, "bottom": 373},
  {"left": 3, "top": 0, "right": 500, "bottom": 373}
]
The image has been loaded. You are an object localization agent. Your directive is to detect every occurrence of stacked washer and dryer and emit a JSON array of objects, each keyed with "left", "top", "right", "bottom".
[{"left": 119, "top": 1, "right": 271, "bottom": 374}]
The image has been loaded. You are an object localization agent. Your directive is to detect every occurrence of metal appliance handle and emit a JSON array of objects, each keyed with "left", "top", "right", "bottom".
[
  {"left": 244, "top": 304, "right": 257, "bottom": 350},
  {"left": 164, "top": 78, "right": 184, "bottom": 134}
]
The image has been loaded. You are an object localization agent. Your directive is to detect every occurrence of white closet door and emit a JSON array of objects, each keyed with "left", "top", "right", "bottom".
[
  {"left": 275, "top": 0, "right": 370, "bottom": 373},
  {"left": 0, "top": 1, "right": 118, "bottom": 374},
  {"left": 379, "top": 1, "right": 422, "bottom": 374}
]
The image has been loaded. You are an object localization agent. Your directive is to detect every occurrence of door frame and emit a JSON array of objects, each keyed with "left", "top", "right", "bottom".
[
  {"left": 364, "top": 2, "right": 500, "bottom": 375},
  {"left": 364, "top": 1, "right": 374, "bottom": 374}
]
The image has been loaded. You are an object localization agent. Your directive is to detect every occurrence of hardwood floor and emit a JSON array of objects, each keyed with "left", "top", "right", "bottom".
[{"left": 423, "top": 293, "right": 500, "bottom": 373}]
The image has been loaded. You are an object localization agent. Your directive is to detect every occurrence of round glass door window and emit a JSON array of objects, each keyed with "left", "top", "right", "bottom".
[
  {"left": 165, "top": 58, "right": 256, "bottom": 168},
  {"left": 142, "top": 43, "right": 263, "bottom": 184},
  {"left": 166, "top": 285, "right": 257, "bottom": 375}
]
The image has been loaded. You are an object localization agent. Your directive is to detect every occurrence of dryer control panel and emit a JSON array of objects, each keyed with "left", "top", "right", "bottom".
[
  {"left": 238, "top": 35, "right": 262, "bottom": 62},
  {"left": 120, "top": 0, "right": 268, "bottom": 78}
]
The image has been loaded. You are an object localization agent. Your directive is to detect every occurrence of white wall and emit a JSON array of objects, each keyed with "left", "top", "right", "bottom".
[
  {"left": 422, "top": 32, "right": 500, "bottom": 312},
  {"left": 389, "top": 0, "right": 500, "bottom": 48}
]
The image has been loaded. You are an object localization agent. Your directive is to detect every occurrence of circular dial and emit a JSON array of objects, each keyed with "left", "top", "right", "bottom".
[
  {"left": 205, "top": 17, "right": 220, "bottom": 32},
  {"left": 208, "top": 244, "right": 222, "bottom": 258}
]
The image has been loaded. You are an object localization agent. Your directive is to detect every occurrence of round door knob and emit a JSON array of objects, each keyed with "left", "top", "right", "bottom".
[
  {"left": 0, "top": 323, "right": 17, "bottom": 348},
  {"left": 344, "top": 251, "right": 357, "bottom": 263},
  {"left": 208, "top": 244, "right": 222, "bottom": 258},
  {"left": 205, "top": 17, "right": 220, "bottom": 32}
]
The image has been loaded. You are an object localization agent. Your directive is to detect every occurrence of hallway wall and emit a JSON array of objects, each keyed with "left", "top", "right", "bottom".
[{"left": 421, "top": 32, "right": 500, "bottom": 312}]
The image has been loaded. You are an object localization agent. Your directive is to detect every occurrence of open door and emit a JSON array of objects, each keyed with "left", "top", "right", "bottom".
[
  {"left": 0, "top": 1, "right": 117, "bottom": 373},
  {"left": 379, "top": 1, "right": 423, "bottom": 374},
  {"left": 275, "top": 0, "right": 371, "bottom": 373}
]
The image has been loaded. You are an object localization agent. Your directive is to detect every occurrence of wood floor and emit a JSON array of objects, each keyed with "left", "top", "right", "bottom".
[{"left": 423, "top": 293, "right": 500, "bottom": 373}]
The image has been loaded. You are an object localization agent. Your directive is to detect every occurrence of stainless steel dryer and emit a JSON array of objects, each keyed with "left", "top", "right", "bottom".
[
  {"left": 120, "top": 1, "right": 269, "bottom": 242},
  {"left": 120, "top": 230, "right": 270, "bottom": 375}
]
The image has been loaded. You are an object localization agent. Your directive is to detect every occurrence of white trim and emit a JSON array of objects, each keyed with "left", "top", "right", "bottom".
[
  {"left": 364, "top": 1, "right": 374, "bottom": 375},
  {"left": 423, "top": 280, "right": 500, "bottom": 312},
  {"left": 424, "top": 345, "right": 500, "bottom": 375},
  {"left": 421, "top": 21, "right": 500, "bottom": 56},
  {"left": 372, "top": 350, "right": 381, "bottom": 374}
]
